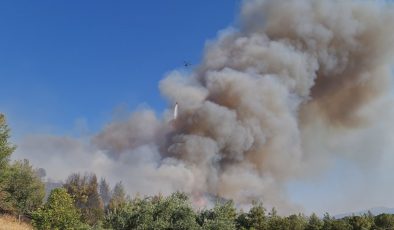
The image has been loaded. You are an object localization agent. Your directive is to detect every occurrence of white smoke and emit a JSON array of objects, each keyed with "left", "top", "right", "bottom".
[{"left": 13, "top": 0, "right": 394, "bottom": 214}]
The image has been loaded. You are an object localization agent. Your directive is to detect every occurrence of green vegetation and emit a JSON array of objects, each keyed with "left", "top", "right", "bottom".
[
  {"left": 1, "top": 113, "right": 394, "bottom": 230},
  {"left": 3, "top": 159, "right": 45, "bottom": 216},
  {"left": 0, "top": 113, "right": 16, "bottom": 213},
  {"left": 63, "top": 173, "right": 104, "bottom": 226},
  {"left": 199, "top": 200, "right": 237, "bottom": 230},
  {"left": 0, "top": 114, "right": 45, "bottom": 216},
  {"left": 104, "top": 192, "right": 200, "bottom": 230},
  {"left": 0, "top": 114, "right": 15, "bottom": 170},
  {"left": 31, "top": 188, "right": 84, "bottom": 230},
  {"left": 99, "top": 194, "right": 394, "bottom": 230}
]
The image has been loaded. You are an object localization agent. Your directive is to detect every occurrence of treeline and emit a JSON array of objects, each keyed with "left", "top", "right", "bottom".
[
  {"left": 32, "top": 173, "right": 128, "bottom": 229},
  {"left": 1, "top": 114, "right": 394, "bottom": 229},
  {"left": 32, "top": 187, "right": 394, "bottom": 230}
]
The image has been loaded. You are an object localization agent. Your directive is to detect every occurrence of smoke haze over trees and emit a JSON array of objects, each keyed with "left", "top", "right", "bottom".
[
  {"left": 1, "top": 109, "right": 394, "bottom": 230},
  {"left": 9, "top": 0, "right": 394, "bottom": 216}
]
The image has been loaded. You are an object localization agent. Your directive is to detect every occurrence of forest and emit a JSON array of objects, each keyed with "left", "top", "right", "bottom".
[{"left": 1, "top": 113, "right": 394, "bottom": 230}]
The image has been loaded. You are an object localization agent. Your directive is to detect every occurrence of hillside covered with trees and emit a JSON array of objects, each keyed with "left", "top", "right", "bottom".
[{"left": 1, "top": 114, "right": 394, "bottom": 230}]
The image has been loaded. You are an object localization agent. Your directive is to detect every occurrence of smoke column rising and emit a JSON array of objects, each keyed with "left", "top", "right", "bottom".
[{"left": 15, "top": 0, "right": 394, "bottom": 214}]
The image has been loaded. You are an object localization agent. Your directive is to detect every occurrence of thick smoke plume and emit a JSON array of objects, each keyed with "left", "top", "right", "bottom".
[{"left": 14, "top": 0, "right": 394, "bottom": 214}]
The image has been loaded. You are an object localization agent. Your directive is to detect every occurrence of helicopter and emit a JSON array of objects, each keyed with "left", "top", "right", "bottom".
[{"left": 183, "top": 61, "right": 192, "bottom": 67}]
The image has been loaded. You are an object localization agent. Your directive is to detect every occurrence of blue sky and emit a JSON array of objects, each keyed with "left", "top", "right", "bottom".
[{"left": 0, "top": 0, "right": 240, "bottom": 137}]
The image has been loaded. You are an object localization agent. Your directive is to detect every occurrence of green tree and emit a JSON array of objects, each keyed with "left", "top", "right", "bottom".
[
  {"left": 249, "top": 202, "right": 268, "bottom": 230},
  {"left": 236, "top": 201, "right": 268, "bottom": 230},
  {"left": 0, "top": 114, "right": 16, "bottom": 213},
  {"left": 32, "top": 188, "right": 83, "bottom": 230},
  {"left": 108, "top": 181, "right": 127, "bottom": 211},
  {"left": 306, "top": 213, "right": 323, "bottom": 230},
  {"left": 0, "top": 114, "right": 15, "bottom": 170},
  {"left": 365, "top": 211, "right": 375, "bottom": 229},
  {"left": 374, "top": 214, "right": 394, "bottom": 230},
  {"left": 105, "top": 192, "right": 200, "bottom": 230},
  {"left": 347, "top": 215, "right": 373, "bottom": 230},
  {"left": 236, "top": 212, "right": 249, "bottom": 230},
  {"left": 2, "top": 159, "right": 45, "bottom": 216},
  {"left": 322, "top": 213, "right": 333, "bottom": 230},
  {"left": 322, "top": 213, "right": 352, "bottom": 230},
  {"left": 330, "top": 219, "right": 352, "bottom": 230},
  {"left": 267, "top": 207, "right": 290, "bottom": 230},
  {"left": 126, "top": 197, "right": 155, "bottom": 230},
  {"left": 199, "top": 200, "right": 236, "bottom": 230},
  {"left": 99, "top": 178, "right": 111, "bottom": 207},
  {"left": 63, "top": 173, "right": 104, "bottom": 226},
  {"left": 287, "top": 214, "right": 307, "bottom": 230},
  {"left": 85, "top": 174, "right": 104, "bottom": 226},
  {"left": 0, "top": 182, "right": 13, "bottom": 213},
  {"left": 150, "top": 192, "right": 199, "bottom": 230},
  {"left": 104, "top": 200, "right": 137, "bottom": 230}
]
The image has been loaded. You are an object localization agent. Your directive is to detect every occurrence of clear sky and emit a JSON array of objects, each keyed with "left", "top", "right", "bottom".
[{"left": 0, "top": 0, "right": 240, "bottom": 137}]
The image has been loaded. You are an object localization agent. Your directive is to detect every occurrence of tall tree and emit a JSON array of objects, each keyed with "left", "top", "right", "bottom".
[
  {"left": 248, "top": 202, "right": 268, "bottom": 230},
  {"left": 322, "top": 212, "right": 333, "bottom": 230},
  {"left": 108, "top": 182, "right": 126, "bottom": 211},
  {"left": 85, "top": 174, "right": 104, "bottom": 226},
  {"left": 267, "top": 207, "right": 289, "bottom": 230},
  {"left": 0, "top": 114, "right": 16, "bottom": 213},
  {"left": 63, "top": 173, "right": 104, "bottom": 226},
  {"left": 99, "top": 178, "right": 111, "bottom": 207},
  {"left": 0, "top": 114, "right": 15, "bottom": 170}
]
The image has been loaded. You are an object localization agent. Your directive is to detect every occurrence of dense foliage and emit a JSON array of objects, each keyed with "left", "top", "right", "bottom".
[
  {"left": 2, "top": 159, "right": 45, "bottom": 215},
  {"left": 0, "top": 114, "right": 45, "bottom": 216},
  {"left": 0, "top": 114, "right": 16, "bottom": 213},
  {"left": 63, "top": 173, "right": 105, "bottom": 226},
  {"left": 104, "top": 192, "right": 200, "bottom": 230},
  {"left": 31, "top": 188, "right": 85, "bottom": 229},
  {"left": 0, "top": 114, "right": 15, "bottom": 170},
  {"left": 101, "top": 193, "right": 394, "bottom": 230}
]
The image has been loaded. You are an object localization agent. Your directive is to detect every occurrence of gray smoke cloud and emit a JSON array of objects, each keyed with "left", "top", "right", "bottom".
[{"left": 13, "top": 0, "right": 394, "bottom": 214}]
